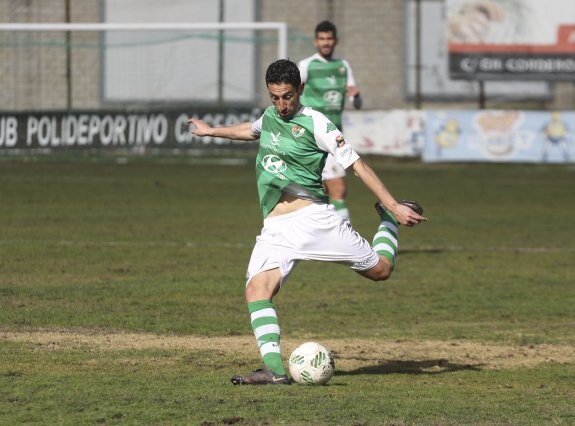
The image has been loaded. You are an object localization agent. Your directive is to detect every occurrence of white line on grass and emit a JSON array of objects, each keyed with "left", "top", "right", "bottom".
[{"left": 0, "top": 240, "right": 574, "bottom": 252}]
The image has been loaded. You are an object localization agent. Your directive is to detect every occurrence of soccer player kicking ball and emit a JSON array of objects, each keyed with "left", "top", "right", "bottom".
[{"left": 189, "top": 59, "right": 426, "bottom": 385}]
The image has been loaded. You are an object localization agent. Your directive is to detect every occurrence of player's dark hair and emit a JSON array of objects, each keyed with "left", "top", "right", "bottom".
[
  {"left": 315, "top": 20, "right": 337, "bottom": 38},
  {"left": 265, "top": 59, "right": 301, "bottom": 88}
]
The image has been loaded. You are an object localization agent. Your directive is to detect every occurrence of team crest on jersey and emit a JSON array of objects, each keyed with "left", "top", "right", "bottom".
[
  {"left": 336, "top": 134, "right": 346, "bottom": 147},
  {"left": 292, "top": 125, "right": 305, "bottom": 138},
  {"left": 338, "top": 66, "right": 346, "bottom": 75}
]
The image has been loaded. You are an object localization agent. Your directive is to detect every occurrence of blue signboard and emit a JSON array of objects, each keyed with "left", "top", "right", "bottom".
[{"left": 423, "top": 110, "right": 575, "bottom": 163}]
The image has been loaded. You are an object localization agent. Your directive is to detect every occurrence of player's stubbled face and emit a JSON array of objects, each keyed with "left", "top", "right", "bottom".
[
  {"left": 268, "top": 83, "right": 302, "bottom": 120},
  {"left": 315, "top": 31, "right": 337, "bottom": 58}
]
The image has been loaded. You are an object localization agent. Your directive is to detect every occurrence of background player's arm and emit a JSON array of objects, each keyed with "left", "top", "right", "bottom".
[
  {"left": 188, "top": 119, "right": 258, "bottom": 141},
  {"left": 346, "top": 85, "right": 360, "bottom": 98},
  {"left": 298, "top": 59, "right": 308, "bottom": 84},
  {"left": 344, "top": 60, "right": 362, "bottom": 109}
]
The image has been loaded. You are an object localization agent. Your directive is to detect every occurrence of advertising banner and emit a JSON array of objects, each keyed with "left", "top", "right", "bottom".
[
  {"left": 1, "top": 108, "right": 422, "bottom": 157},
  {"left": 0, "top": 109, "right": 261, "bottom": 153},
  {"left": 405, "top": 0, "right": 551, "bottom": 100},
  {"left": 447, "top": 0, "right": 575, "bottom": 80},
  {"left": 423, "top": 110, "right": 575, "bottom": 163},
  {"left": 343, "top": 110, "right": 425, "bottom": 157}
]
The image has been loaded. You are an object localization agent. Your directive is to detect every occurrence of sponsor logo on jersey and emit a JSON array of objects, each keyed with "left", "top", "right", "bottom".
[
  {"left": 326, "top": 75, "right": 337, "bottom": 86},
  {"left": 323, "top": 90, "right": 342, "bottom": 109},
  {"left": 291, "top": 125, "right": 305, "bottom": 138},
  {"left": 336, "top": 134, "right": 346, "bottom": 147},
  {"left": 270, "top": 131, "right": 281, "bottom": 145},
  {"left": 262, "top": 154, "right": 287, "bottom": 174}
]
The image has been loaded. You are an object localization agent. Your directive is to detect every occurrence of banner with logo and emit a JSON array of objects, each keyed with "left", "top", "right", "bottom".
[
  {"left": 423, "top": 110, "right": 575, "bottom": 163},
  {"left": 343, "top": 110, "right": 425, "bottom": 157},
  {"left": 447, "top": 0, "right": 575, "bottom": 80},
  {"left": 0, "top": 109, "right": 261, "bottom": 153}
]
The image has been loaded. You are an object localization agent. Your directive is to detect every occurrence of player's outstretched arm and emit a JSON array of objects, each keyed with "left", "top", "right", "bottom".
[
  {"left": 351, "top": 158, "right": 426, "bottom": 226},
  {"left": 188, "top": 118, "right": 258, "bottom": 141}
]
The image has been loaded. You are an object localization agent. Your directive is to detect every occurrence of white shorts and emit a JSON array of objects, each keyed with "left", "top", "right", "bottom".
[
  {"left": 321, "top": 154, "right": 347, "bottom": 181},
  {"left": 246, "top": 202, "right": 379, "bottom": 286}
]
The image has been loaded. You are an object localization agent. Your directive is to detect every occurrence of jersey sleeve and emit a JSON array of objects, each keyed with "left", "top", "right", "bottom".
[
  {"left": 312, "top": 110, "right": 359, "bottom": 169},
  {"left": 298, "top": 63, "right": 308, "bottom": 83},
  {"left": 298, "top": 56, "right": 312, "bottom": 83},
  {"left": 343, "top": 59, "right": 357, "bottom": 87},
  {"left": 251, "top": 115, "right": 263, "bottom": 137}
]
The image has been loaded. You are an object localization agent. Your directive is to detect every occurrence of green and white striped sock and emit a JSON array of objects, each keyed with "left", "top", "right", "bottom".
[
  {"left": 372, "top": 209, "right": 399, "bottom": 268},
  {"left": 248, "top": 300, "right": 286, "bottom": 375}
]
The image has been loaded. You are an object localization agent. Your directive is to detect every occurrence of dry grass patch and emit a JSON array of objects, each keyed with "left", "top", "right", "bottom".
[{"left": 3, "top": 329, "right": 574, "bottom": 372}]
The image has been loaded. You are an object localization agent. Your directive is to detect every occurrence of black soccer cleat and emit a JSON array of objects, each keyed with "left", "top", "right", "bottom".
[
  {"left": 398, "top": 200, "right": 424, "bottom": 215},
  {"left": 231, "top": 368, "right": 291, "bottom": 385},
  {"left": 375, "top": 200, "right": 424, "bottom": 218}
]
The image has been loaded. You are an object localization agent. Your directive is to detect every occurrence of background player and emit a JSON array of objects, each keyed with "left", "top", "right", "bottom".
[{"left": 298, "top": 20, "right": 362, "bottom": 220}]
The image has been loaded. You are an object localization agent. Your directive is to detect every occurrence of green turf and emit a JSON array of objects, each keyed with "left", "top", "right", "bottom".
[{"left": 1, "top": 156, "right": 574, "bottom": 424}]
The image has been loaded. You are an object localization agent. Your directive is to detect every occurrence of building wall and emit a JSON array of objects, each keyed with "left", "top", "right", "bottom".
[
  {"left": 260, "top": 0, "right": 409, "bottom": 110},
  {"left": 260, "top": 0, "right": 575, "bottom": 111},
  {"left": 0, "top": 0, "right": 573, "bottom": 111}
]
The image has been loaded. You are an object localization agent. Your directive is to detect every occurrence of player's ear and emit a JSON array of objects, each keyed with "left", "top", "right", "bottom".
[{"left": 298, "top": 83, "right": 305, "bottom": 95}]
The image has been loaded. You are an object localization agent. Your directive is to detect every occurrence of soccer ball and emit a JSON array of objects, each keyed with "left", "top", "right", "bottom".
[{"left": 288, "top": 341, "right": 335, "bottom": 385}]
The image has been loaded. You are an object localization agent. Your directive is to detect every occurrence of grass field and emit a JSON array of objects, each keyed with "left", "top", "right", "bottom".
[{"left": 1, "top": 155, "right": 574, "bottom": 425}]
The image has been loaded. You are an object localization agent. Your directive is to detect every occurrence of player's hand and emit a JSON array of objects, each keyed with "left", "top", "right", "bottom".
[
  {"left": 188, "top": 118, "right": 212, "bottom": 137},
  {"left": 393, "top": 203, "right": 427, "bottom": 227},
  {"left": 346, "top": 86, "right": 360, "bottom": 98}
]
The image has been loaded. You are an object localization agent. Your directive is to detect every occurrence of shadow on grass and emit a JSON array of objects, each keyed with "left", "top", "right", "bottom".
[{"left": 336, "top": 359, "right": 482, "bottom": 376}]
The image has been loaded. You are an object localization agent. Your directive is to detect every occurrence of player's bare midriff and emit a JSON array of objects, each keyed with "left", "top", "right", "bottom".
[{"left": 266, "top": 192, "right": 313, "bottom": 217}]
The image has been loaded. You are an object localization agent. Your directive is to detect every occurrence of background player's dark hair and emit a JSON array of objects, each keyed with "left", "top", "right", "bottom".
[
  {"left": 265, "top": 59, "right": 301, "bottom": 88},
  {"left": 315, "top": 20, "right": 337, "bottom": 38}
]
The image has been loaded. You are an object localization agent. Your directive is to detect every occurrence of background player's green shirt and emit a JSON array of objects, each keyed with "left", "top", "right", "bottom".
[
  {"left": 298, "top": 53, "right": 357, "bottom": 130},
  {"left": 251, "top": 106, "right": 360, "bottom": 217}
]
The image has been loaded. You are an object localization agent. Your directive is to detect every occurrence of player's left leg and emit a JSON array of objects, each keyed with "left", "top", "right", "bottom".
[
  {"left": 372, "top": 203, "right": 400, "bottom": 270},
  {"left": 368, "top": 200, "right": 424, "bottom": 278}
]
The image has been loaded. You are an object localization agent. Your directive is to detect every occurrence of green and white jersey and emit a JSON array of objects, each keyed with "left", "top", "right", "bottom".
[
  {"left": 298, "top": 53, "right": 357, "bottom": 130},
  {"left": 251, "top": 105, "right": 360, "bottom": 217}
]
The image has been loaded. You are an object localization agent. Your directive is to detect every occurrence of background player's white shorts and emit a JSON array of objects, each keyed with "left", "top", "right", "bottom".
[
  {"left": 321, "top": 154, "right": 347, "bottom": 181},
  {"left": 246, "top": 202, "right": 379, "bottom": 286}
]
